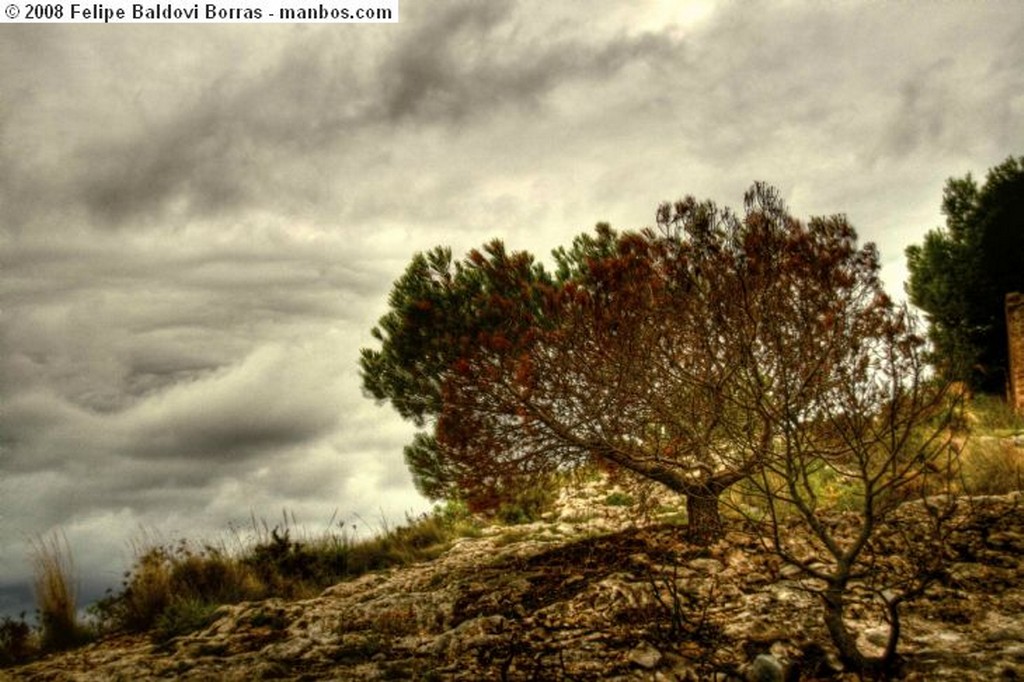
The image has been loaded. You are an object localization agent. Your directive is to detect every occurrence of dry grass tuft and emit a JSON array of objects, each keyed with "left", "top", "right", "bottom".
[
  {"left": 961, "top": 437, "right": 1024, "bottom": 494},
  {"left": 30, "top": 532, "right": 87, "bottom": 651}
]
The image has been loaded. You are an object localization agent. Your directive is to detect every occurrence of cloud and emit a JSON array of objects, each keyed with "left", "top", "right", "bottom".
[
  {"left": 1, "top": 3, "right": 692, "bottom": 231},
  {"left": 374, "top": 0, "right": 684, "bottom": 125},
  {"left": 0, "top": 338, "right": 346, "bottom": 466},
  {"left": 129, "top": 341, "right": 343, "bottom": 459}
]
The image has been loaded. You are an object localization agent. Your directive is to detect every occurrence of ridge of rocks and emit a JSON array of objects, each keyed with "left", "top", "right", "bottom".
[{"left": 3, "top": 480, "right": 1022, "bottom": 681}]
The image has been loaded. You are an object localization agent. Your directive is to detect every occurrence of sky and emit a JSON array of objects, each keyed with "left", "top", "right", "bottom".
[{"left": 1, "top": 0, "right": 1022, "bottom": 619}]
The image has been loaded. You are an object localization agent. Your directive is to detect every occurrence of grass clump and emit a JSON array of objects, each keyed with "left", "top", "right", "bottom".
[
  {"left": 30, "top": 532, "right": 91, "bottom": 652},
  {"left": 957, "top": 394, "right": 1024, "bottom": 494},
  {"left": 961, "top": 437, "right": 1024, "bottom": 494},
  {"left": 968, "top": 394, "right": 1024, "bottom": 435}
]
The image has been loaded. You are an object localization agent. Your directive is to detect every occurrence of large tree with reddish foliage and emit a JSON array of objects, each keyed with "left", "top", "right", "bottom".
[{"left": 362, "top": 184, "right": 907, "bottom": 544}]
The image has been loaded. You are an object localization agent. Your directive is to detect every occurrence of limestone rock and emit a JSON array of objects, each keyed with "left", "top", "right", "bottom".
[
  {"left": 2, "top": 488, "right": 1022, "bottom": 681},
  {"left": 628, "top": 642, "right": 663, "bottom": 669},
  {"left": 746, "top": 653, "right": 783, "bottom": 682}
]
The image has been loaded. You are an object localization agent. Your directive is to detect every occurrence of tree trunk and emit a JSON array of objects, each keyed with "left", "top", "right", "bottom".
[
  {"left": 686, "top": 493, "right": 724, "bottom": 545},
  {"left": 822, "top": 588, "right": 867, "bottom": 672},
  {"left": 822, "top": 587, "right": 898, "bottom": 680}
]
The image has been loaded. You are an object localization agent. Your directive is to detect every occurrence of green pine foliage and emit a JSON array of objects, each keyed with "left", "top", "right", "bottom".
[{"left": 906, "top": 155, "right": 1024, "bottom": 393}]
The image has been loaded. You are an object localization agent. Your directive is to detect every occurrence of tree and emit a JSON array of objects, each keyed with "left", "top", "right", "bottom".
[
  {"left": 360, "top": 242, "right": 555, "bottom": 504},
  {"left": 905, "top": 155, "right": 1024, "bottom": 393},
  {"left": 362, "top": 184, "right": 904, "bottom": 544},
  {"left": 734, "top": 301, "right": 961, "bottom": 677}
]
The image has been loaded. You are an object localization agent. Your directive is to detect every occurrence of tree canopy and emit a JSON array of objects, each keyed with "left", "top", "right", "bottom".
[
  {"left": 362, "top": 183, "right": 935, "bottom": 544},
  {"left": 905, "top": 155, "right": 1024, "bottom": 393}
]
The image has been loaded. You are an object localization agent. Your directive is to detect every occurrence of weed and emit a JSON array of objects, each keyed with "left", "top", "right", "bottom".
[
  {"left": 604, "top": 491, "right": 635, "bottom": 507},
  {"left": 433, "top": 499, "right": 483, "bottom": 538}
]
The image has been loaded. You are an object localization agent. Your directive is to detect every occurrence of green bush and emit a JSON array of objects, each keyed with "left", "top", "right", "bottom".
[
  {"left": 433, "top": 499, "right": 482, "bottom": 537},
  {"left": 93, "top": 542, "right": 263, "bottom": 635}
]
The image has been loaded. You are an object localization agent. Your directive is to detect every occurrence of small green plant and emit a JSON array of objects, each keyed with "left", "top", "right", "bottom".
[
  {"left": 92, "top": 541, "right": 263, "bottom": 635},
  {"left": 604, "top": 491, "right": 635, "bottom": 507}
]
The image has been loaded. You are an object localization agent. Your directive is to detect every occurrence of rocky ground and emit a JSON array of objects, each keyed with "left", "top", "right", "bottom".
[{"left": 2, "top": 480, "right": 1022, "bottom": 681}]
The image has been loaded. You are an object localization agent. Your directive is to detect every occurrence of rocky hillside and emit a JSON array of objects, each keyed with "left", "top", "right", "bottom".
[{"left": 3, "top": 480, "right": 1022, "bottom": 681}]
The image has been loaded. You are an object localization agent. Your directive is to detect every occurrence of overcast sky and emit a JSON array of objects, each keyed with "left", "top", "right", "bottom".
[{"left": 1, "top": 1, "right": 1022, "bottom": 618}]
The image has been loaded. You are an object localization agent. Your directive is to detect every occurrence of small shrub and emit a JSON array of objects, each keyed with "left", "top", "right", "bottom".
[
  {"left": 0, "top": 613, "right": 35, "bottom": 666},
  {"left": 433, "top": 499, "right": 483, "bottom": 537},
  {"left": 245, "top": 528, "right": 327, "bottom": 591},
  {"left": 495, "top": 480, "right": 558, "bottom": 525},
  {"left": 104, "top": 546, "right": 174, "bottom": 632},
  {"left": 171, "top": 545, "right": 264, "bottom": 604},
  {"left": 94, "top": 541, "right": 264, "bottom": 635},
  {"left": 153, "top": 598, "right": 219, "bottom": 642},
  {"left": 393, "top": 514, "right": 449, "bottom": 550},
  {"left": 496, "top": 503, "right": 532, "bottom": 525}
]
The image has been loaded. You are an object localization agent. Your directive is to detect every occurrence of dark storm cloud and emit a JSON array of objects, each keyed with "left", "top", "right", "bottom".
[
  {"left": 0, "top": 1, "right": 688, "bottom": 229},
  {"left": 0, "top": 336, "right": 347, "bottom": 472},
  {"left": 375, "top": 0, "right": 683, "bottom": 124}
]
